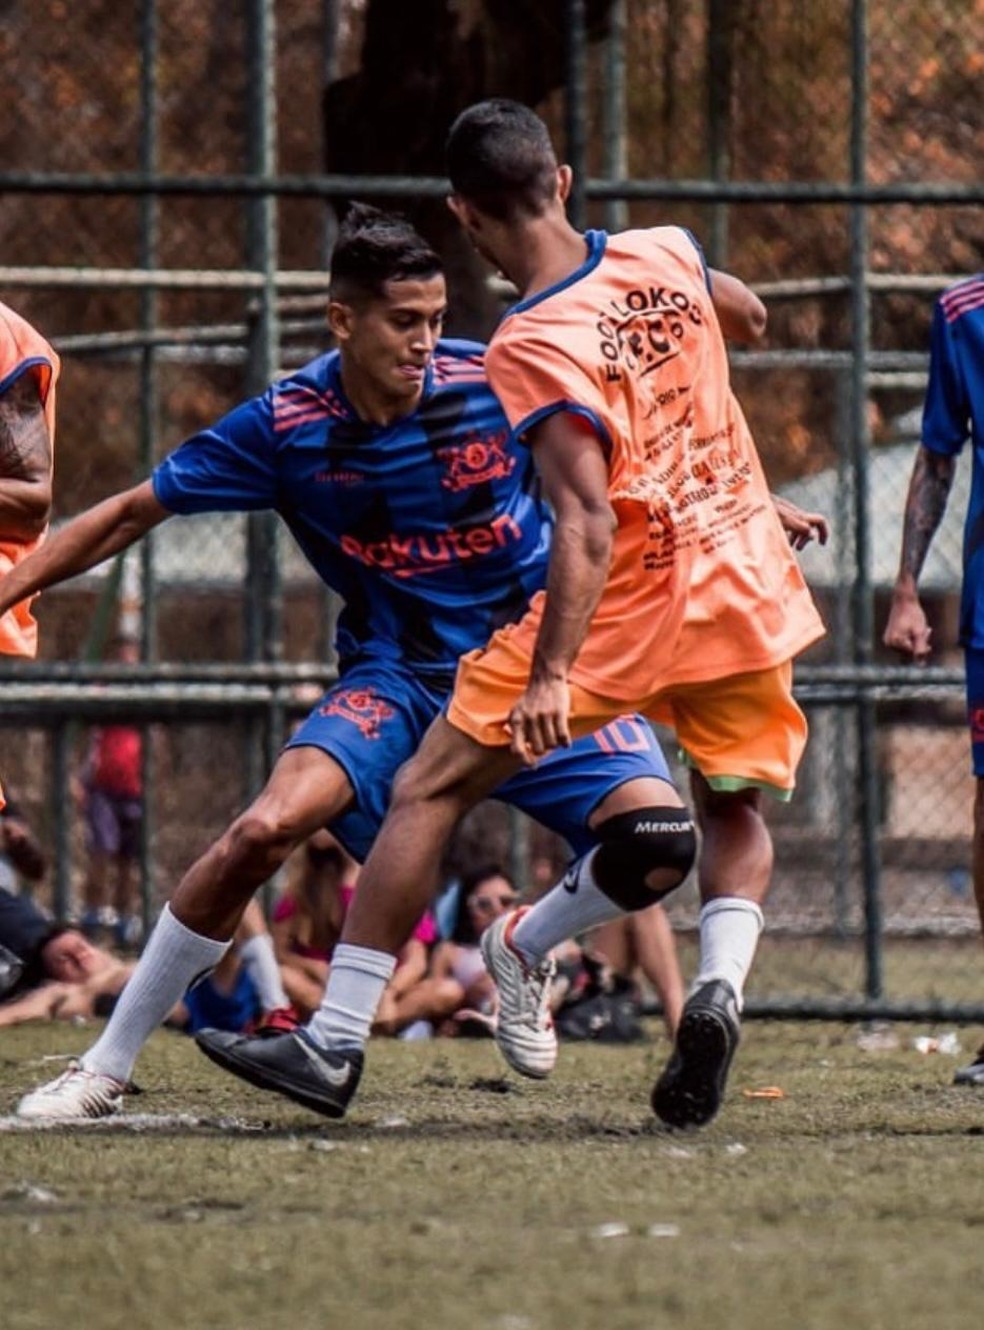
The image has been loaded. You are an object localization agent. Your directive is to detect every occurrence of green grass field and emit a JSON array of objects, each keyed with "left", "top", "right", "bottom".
[{"left": 1, "top": 1019, "right": 981, "bottom": 1330}]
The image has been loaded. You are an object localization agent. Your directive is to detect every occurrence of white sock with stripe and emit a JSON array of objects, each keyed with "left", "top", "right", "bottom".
[
  {"left": 510, "top": 850, "right": 626, "bottom": 965},
  {"left": 691, "top": 897, "right": 764, "bottom": 1010}
]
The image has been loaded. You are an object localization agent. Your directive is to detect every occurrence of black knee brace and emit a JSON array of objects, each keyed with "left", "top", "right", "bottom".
[{"left": 588, "top": 806, "right": 697, "bottom": 910}]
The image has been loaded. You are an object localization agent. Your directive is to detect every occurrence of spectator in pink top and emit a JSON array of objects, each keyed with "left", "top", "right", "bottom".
[
  {"left": 272, "top": 830, "right": 442, "bottom": 1034},
  {"left": 74, "top": 636, "right": 145, "bottom": 949}
]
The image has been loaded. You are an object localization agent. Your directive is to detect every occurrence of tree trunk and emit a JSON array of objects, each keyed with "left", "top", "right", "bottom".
[{"left": 322, "top": 0, "right": 611, "bottom": 338}]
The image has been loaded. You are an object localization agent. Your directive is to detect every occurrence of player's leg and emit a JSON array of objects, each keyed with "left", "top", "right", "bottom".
[
  {"left": 15, "top": 743, "right": 354, "bottom": 1121},
  {"left": 651, "top": 662, "right": 806, "bottom": 1128},
  {"left": 17, "top": 662, "right": 432, "bottom": 1121},
  {"left": 955, "top": 649, "right": 984, "bottom": 1086},
  {"left": 195, "top": 712, "right": 522, "bottom": 1118},
  {"left": 481, "top": 712, "right": 694, "bottom": 1077},
  {"left": 502, "top": 714, "right": 693, "bottom": 957}
]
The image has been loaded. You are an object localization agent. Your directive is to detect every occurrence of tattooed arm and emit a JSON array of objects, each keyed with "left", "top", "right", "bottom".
[
  {"left": 882, "top": 446, "right": 955, "bottom": 661},
  {"left": 0, "top": 371, "right": 53, "bottom": 542}
]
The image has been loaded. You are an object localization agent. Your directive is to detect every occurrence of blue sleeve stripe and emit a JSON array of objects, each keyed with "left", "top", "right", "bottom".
[
  {"left": 680, "top": 228, "right": 711, "bottom": 292},
  {"left": 0, "top": 356, "right": 53, "bottom": 399}
]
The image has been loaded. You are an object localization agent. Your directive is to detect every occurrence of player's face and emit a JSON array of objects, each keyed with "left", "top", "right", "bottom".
[{"left": 333, "top": 275, "right": 447, "bottom": 408}]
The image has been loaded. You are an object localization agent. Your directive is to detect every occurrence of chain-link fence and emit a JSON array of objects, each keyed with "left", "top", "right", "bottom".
[{"left": 0, "top": 0, "right": 981, "bottom": 1018}]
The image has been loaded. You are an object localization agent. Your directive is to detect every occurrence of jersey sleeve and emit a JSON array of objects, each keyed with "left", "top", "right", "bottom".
[
  {"left": 679, "top": 228, "right": 712, "bottom": 292},
  {"left": 922, "top": 298, "right": 969, "bottom": 455},
  {"left": 152, "top": 389, "right": 279, "bottom": 514},
  {"left": 0, "top": 310, "right": 56, "bottom": 404}
]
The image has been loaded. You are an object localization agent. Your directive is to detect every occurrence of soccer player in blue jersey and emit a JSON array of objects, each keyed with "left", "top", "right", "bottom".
[
  {"left": 11, "top": 205, "right": 698, "bottom": 1120},
  {"left": 884, "top": 273, "right": 984, "bottom": 1088}
]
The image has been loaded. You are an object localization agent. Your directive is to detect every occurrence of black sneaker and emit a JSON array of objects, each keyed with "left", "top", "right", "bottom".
[
  {"left": 953, "top": 1042, "right": 984, "bottom": 1086},
  {"left": 195, "top": 1028, "right": 363, "bottom": 1118},
  {"left": 651, "top": 979, "right": 740, "bottom": 1128}
]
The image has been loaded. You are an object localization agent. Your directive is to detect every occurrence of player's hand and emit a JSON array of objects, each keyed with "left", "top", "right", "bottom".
[
  {"left": 883, "top": 595, "right": 932, "bottom": 663},
  {"left": 772, "top": 494, "right": 830, "bottom": 550},
  {"left": 507, "top": 677, "right": 572, "bottom": 765}
]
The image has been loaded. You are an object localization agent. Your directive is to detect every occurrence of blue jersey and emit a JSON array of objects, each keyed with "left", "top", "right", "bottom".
[
  {"left": 921, "top": 275, "right": 984, "bottom": 646},
  {"left": 153, "top": 340, "right": 552, "bottom": 683}
]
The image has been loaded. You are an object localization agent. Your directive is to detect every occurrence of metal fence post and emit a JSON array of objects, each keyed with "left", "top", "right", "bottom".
[
  {"left": 850, "top": 0, "right": 884, "bottom": 1000},
  {"left": 602, "top": 0, "right": 628, "bottom": 234},
  {"left": 137, "top": 0, "right": 159, "bottom": 936},
  {"left": 244, "top": 0, "right": 282, "bottom": 819},
  {"left": 565, "top": 0, "right": 589, "bottom": 230}
]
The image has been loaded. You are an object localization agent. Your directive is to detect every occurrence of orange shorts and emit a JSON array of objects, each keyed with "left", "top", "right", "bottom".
[{"left": 447, "top": 640, "right": 807, "bottom": 800}]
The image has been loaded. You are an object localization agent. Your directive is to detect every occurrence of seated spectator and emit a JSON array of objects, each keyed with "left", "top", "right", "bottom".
[
  {"left": 426, "top": 863, "right": 519, "bottom": 1034},
  {"left": 0, "top": 887, "right": 290, "bottom": 1036},
  {"left": 0, "top": 789, "right": 47, "bottom": 895},
  {"left": 272, "top": 830, "right": 445, "bottom": 1035},
  {"left": 0, "top": 884, "right": 133, "bottom": 1027},
  {"left": 271, "top": 832, "right": 357, "bottom": 1016},
  {"left": 589, "top": 905, "right": 685, "bottom": 1038},
  {"left": 171, "top": 899, "right": 296, "bottom": 1036}
]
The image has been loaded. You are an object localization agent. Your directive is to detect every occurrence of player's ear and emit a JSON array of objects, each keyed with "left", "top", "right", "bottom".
[
  {"left": 447, "top": 194, "right": 482, "bottom": 234},
  {"left": 327, "top": 299, "right": 355, "bottom": 342},
  {"left": 556, "top": 165, "right": 573, "bottom": 204}
]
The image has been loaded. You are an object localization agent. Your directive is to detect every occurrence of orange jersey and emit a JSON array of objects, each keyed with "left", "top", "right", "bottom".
[
  {"left": 486, "top": 226, "right": 824, "bottom": 700},
  {"left": 0, "top": 301, "right": 59, "bottom": 657}
]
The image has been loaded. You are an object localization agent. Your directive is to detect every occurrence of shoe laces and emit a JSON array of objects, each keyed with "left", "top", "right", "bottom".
[{"left": 508, "top": 948, "right": 555, "bottom": 1028}]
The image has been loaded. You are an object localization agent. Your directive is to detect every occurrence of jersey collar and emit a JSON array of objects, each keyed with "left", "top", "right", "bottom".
[{"left": 503, "top": 230, "right": 608, "bottom": 319}]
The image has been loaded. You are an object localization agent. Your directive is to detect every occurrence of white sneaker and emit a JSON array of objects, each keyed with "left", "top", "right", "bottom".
[
  {"left": 480, "top": 908, "right": 557, "bottom": 1079},
  {"left": 16, "top": 1062, "right": 126, "bottom": 1121}
]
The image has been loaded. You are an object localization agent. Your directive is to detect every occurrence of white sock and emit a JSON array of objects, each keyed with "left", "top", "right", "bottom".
[
  {"left": 691, "top": 897, "right": 764, "bottom": 1010},
  {"left": 238, "top": 934, "right": 289, "bottom": 1011},
  {"left": 306, "top": 943, "right": 396, "bottom": 1051},
  {"left": 511, "top": 849, "right": 627, "bottom": 965},
  {"left": 82, "top": 903, "right": 230, "bottom": 1083}
]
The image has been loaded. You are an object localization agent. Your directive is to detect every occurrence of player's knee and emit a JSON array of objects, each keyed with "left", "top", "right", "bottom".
[
  {"left": 590, "top": 806, "right": 697, "bottom": 910},
  {"left": 227, "top": 804, "right": 303, "bottom": 864}
]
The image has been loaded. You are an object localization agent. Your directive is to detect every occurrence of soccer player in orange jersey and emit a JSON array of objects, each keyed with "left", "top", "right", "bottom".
[
  {"left": 0, "top": 301, "right": 57, "bottom": 661},
  {"left": 199, "top": 102, "right": 825, "bottom": 1130},
  {"left": 0, "top": 302, "right": 58, "bottom": 811}
]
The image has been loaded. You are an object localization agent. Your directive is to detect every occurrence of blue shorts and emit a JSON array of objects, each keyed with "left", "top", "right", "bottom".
[
  {"left": 286, "top": 659, "right": 673, "bottom": 861},
  {"left": 965, "top": 646, "right": 984, "bottom": 776}
]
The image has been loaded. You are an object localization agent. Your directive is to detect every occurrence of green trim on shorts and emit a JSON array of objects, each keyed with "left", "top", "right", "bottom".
[{"left": 676, "top": 747, "right": 794, "bottom": 802}]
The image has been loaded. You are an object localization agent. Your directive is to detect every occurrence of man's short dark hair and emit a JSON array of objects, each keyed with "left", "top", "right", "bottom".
[
  {"left": 446, "top": 99, "right": 558, "bottom": 221},
  {"left": 329, "top": 204, "right": 442, "bottom": 304}
]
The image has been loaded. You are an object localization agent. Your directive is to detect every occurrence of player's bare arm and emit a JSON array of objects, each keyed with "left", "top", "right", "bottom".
[
  {"left": 0, "top": 478, "right": 170, "bottom": 618},
  {"left": 510, "top": 411, "right": 614, "bottom": 762},
  {"left": 0, "top": 370, "right": 53, "bottom": 541},
  {"left": 883, "top": 445, "right": 955, "bottom": 660},
  {"left": 708, "top": 268, "right": 767, "bottom": 344}
]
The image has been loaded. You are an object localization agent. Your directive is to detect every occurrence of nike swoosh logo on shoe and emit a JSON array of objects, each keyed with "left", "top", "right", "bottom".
[{"left": 295, "top": 1036, "right": 353, "bottom": 1088}]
